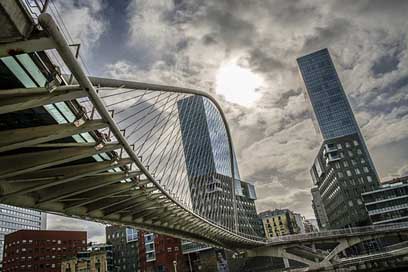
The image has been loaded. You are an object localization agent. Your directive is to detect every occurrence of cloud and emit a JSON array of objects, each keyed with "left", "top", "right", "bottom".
[
  {"left": 47, "top": 214, "right": 106, "bottom": 243},
  {"left": 38, "top": 0, "right": 407, "bottom": 225},
  {"left": 51, "top": 0, "right": 107, "bottom": 54}
]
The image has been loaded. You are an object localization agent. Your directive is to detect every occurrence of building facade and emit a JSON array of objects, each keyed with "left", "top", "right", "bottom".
[
  {"left": 362, "top": 176, "right": 408, "bottom": 225},
  {"left": 311, "top": 187, "right": 329, "bottom": 230},
  {"left": 259, "top": 209, "right": 302, "bottom": 239},
  {"left": 178, "top": 96, "right": 263, "bottom": 237},
  {"left": 181, "top": 241, "right": 230, "bottom": 272},
  {"left": 106, "top": 225, "right": 139, "bottom": 272},
  {"left": 61, "top": 250, "right": 108, "bottom": 272},
  {"left": 2, "top": 230, "right": 86, "bottom": 272},
  {"left": 297, "top": 49, "right": 380, "bottom": 229},
  {"left": 0, "top": 205, "right": 46, "bottom": 262},
  {"left": 303, "top": 219, "right": 319, "bottom": 233},
  {"left": 310, "top": 135, "right": 379, "bottom": 228},
  {"left": 138, "top": 232, "right": 184, "bottom": 272}
]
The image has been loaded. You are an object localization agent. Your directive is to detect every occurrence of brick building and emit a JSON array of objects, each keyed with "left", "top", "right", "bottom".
[
  {"left": 139, "top": 232, "right": 184, "bottom": 272},
  {"left": 2, "top": 230, "right": 86, "bottom": 272}
]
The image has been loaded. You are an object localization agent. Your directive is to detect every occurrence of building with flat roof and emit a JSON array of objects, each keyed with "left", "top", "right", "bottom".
[
  {"left": 259, "top": 209, "right": 302, "bottom": 239},
  {"left": 362, "top": 176, "right": 408, "bottom": 225},
  {"left": 0, "top": 205, "right": 46, "bottom": 262},
  {"left": 2, "top": 230, "right": 86, "bottom": 272},
  {"left": 298, "top": 49, "right": 380, "bottom": 229}
]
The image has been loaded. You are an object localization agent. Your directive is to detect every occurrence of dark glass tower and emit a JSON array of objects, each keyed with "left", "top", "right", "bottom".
[
  {"left": 177, "top": 96, "right": 263, "bottom": 236},
  {"left": 297, "top": 49, "right": 359, "bottom": 140},
  {"left": 298, "top": 49, "right": 380, "bottom": 228}
]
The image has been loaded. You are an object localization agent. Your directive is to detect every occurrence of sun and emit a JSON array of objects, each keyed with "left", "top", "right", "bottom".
[{"left": 215, "top": 61, "right": 263, "bottom": 106}]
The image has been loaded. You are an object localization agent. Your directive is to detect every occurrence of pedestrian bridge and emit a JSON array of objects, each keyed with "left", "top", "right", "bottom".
[{"left": 1, "top": 4, "right": 408, "bottom": 270}]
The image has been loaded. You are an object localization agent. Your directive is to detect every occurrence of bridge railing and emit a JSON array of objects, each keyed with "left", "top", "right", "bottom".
[
  {"left": 266, "top": 222, "right": 408, "bottom": 244},
  {"left": 31, "top": 8, "right": 264, "bottom": 241}
]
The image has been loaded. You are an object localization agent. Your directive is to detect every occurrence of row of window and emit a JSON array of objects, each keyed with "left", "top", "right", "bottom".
[
  {"left": 0, "top": 214, "right": 41, "bottom": 226},
  {"left": 337, "top": 167, "right": 370, "bottom": 178},
  {"left": 0, "top": 208, "right": 41, "bottom": 221},
  {"left": 6, "top": 239, "right": 85, "bottom": 248},
  {"left": 0, "top": 225, "right": 40, "bottom": 234},
  {"left": 1, "top": 205, "right": 41, "bottom": 216}
]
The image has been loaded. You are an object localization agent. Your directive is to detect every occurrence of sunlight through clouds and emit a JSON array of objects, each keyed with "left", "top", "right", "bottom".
[{"left": 215, "top": 60, "right": 263, "bottom": 106}]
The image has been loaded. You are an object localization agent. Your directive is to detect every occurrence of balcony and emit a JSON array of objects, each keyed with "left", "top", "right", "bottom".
[
  {"left": 327, "top": 153, "right": 341, "bottom": 163},
  {"left": 324, "top": 144, "right": 337, "bottom": 153}
]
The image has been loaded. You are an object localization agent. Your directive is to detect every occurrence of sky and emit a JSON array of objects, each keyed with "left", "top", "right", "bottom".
[{"left": 46, "top": 0, "right": 408, "bottom": 242}]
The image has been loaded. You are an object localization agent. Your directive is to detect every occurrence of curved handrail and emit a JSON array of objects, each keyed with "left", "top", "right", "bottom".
[{"left": 87, "top": 76, "right": 240, "bottom": 232}]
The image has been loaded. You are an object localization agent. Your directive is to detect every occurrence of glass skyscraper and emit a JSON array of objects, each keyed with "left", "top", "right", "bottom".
[
  {"left": 177, "top": 96, "right": 263, "bottom": 236},
  {"left": 297, "top": 48, "right": 377, "bottom": 176},
  {"left": 297, "top": 49, "right": 360, "bottom": 140},
  {"left": 298, "top": 49, "right": 379, "bottom": 228}
]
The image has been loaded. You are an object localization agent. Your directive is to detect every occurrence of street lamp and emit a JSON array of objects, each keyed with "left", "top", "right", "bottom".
[{"left": 173, "top": 260, "right": 177, "bottom": 272}]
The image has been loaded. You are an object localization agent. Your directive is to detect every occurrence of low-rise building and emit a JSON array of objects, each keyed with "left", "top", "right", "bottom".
[
  {"left": 303, "top": 219, "right": 319, "bottom": 233},
  {"left": 61, "top": 250, "right": 108, "bottom": 272},
  {"left": 181, "top": 241, "right": 231, "bottom": 272},
  {"left": 2, "top": 230, "right": 86, "bottom": 272},
  {"left": 259, "top": 209, "right": 302, "bottom": 239},
  {"left": 362, "top": 176, "right": 408, "bottom": 225}
]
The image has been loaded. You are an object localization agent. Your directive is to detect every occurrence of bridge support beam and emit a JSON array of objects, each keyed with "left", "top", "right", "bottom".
[
  {"left": 0, "top": 119, "right": 107, "bottom": 153},
  {"left": 35, "top": 171, "right": 140, "bottom": 205},
  {"left": 0, "top": 86, "right": 86, "bottom": 114},
  {"left": 0, "top": 143, "right": 121, "bottom": 179},
  {"left": 1, "top": 158, "right": 132, "bottom": 198}
]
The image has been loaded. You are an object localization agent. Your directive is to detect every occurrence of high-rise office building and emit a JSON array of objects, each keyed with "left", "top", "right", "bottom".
[
  {"left": 0, "top": 205, "right": 46, "bottom": 262},
  {"left": 106, "top": 225, "right": 139, "bottom": 272},
  {"left": 311, "top": 187, "right": 329, "bottom": 230},
  {"left": 297, "top": 49, "right": 380, "bottom": 228},
  {"left": 177, "top": 96, "right": 263, "bottom": 237}
]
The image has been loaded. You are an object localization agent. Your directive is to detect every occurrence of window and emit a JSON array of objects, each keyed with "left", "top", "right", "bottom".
[
  {"left": 337, "top": 144, "right": 342, "bottom": 149},
  {"left": 338, "top": 172, "right": 344, "bottom": 178},
  {"left": 348, "top": 150, "right": 353, "bottom": 157},
  {"left": 335, "top": 162, "right": 341, "bottom": 169},
  {"left": 355, "top": 168, "right": 361, "bottom": 175},
  {"left": 353, "top": 140, "right": 359, "bottom": 146},
  {"left": 345, "top": 142, "right": 351, "bottom": 148},
  {"left": 363, "top": 167, "right": 369, "bottom": 173},
  {"left": 357, "top": 199, "right": 363, "bottom": 205},
  {"left": 351, "top": 159, "right": 357, "bottom": 166},
  {"left": 361, "top": 158, "right": 366, "bottom": 164},
  {"left": 357, "top": 149, "right": 362, "bottom": 155},
  {"left": 348, "top": 201, "right": 353, "bottom": 207},
  {"left": 167, "top": 247, "right": 172, "bottom": 252},
  {"left": 346, "top": 170, "right": 352, "bottom": 177},
  {"left": 367, "top": 176, "right": 373, "bottom": 182},
  {"left": 343, "top": 161, "right": 349, "bottom": 167}
]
